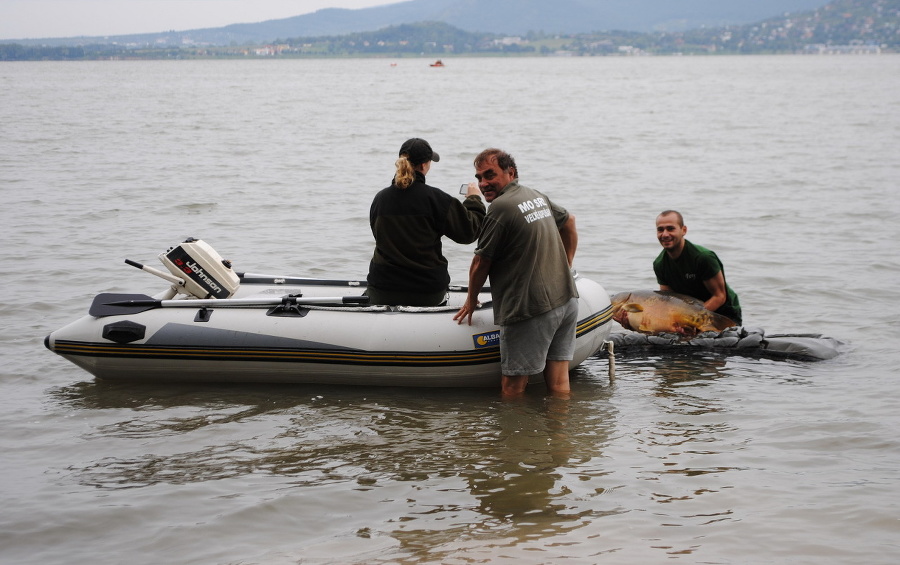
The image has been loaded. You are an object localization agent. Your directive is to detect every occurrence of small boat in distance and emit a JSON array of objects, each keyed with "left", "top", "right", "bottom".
[{"left": 430, "top": 59, "right": 445, "bottom": 67}]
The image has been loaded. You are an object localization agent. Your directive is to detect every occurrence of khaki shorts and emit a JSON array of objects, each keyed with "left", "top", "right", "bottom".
[{"left": 499, "top": 297, "right": 578, "bottom": 376}]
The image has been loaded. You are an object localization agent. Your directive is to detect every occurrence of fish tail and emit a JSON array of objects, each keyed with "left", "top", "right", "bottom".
[{"left": 710, "top": 313, "right": 736, "bottom": 331}]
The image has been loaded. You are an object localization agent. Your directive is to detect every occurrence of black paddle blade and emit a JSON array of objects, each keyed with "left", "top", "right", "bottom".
[{"left": 89, "top": 293, "right": 159, "bottom": 318}]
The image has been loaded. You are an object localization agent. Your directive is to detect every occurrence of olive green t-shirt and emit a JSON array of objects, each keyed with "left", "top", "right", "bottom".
[{"left": 475, "top": 181, "right": 577, "bottom": 325}]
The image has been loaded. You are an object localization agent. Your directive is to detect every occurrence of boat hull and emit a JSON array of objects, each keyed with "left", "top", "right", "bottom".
[{"left": 46, "top": 275, "right": 613, "bottom": 387}]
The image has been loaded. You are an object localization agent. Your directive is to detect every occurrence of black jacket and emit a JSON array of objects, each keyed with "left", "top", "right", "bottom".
[{"left": 367, "top": 172, "right": 485, "bottom": 293}]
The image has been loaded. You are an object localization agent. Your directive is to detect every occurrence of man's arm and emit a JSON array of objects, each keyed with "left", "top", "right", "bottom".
[
  {"left": 702, "top": 271, "right": 728, "bottom": 312},
  {"left": 453, "top": 254, "right": 492, "bottom": 326},
  {"left": 558, "top": 214, "right": 578, "bottom": 267}
]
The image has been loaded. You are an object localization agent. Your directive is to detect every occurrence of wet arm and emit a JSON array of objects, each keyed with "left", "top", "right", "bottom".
[
  {"left": 453, "top": 254, "right": 491, "bottom": 325},
  {"left": 702, "top": 271, "right": 728, "bottom": 312}
]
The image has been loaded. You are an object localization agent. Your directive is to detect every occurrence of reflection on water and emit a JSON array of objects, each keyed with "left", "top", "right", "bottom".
[
  {"left": 45, "top": 352, "right": 801, "bottom": 560},
  {"left": 50, "top": 379, "right": 626, "bottom": 558},
  {"left": 39, "top": 341, "right": 885, "bottom": 562},
  {"left": 601, "top": 353, "right": 747, "bottom": 545},
  {"left": 385, "top": 394, "right": 624, "bottom": 560}
]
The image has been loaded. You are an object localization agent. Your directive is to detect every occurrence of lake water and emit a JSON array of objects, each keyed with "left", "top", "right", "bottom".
[{"left": 1, "top": 55, "right": 898, "bottom": 564}]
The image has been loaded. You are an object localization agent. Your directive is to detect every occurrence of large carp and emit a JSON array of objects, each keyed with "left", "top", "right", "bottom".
[{"left": 611, "top": 289, "right": 736, "bottom": 338}]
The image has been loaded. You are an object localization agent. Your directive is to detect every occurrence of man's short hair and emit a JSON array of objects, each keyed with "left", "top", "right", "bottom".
[
  {"left": 474, "top": 148, "right": 518, "bottom": 178},
  {"left": 658, "top": 210, "right": 684, "bottom": 226}
]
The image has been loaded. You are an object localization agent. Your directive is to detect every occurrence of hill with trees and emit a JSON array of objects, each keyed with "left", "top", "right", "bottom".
[{"left": 1, "top": 0, "right": 896, "bottom": 60}]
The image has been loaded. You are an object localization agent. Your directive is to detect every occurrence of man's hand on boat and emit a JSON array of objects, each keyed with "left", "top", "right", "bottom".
[
  {"left": 453, "top": 297, "right": 480, "bottom": 326},
  {"left": 454, "top": 255, "right": 492, "bottom": 326}
]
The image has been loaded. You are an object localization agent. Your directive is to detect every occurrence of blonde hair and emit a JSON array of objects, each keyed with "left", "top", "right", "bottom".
[{"left": 394, "top": 154, "right": 416, "bottom": 189}]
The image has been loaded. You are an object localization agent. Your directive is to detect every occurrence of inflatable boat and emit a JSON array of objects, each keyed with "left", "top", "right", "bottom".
[{"left": 45, "top": 239, "right": 614, "bottom": 387}]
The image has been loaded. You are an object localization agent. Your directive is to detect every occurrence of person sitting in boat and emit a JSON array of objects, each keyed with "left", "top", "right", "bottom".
[{"left": 366, "top": 138, "right": 485, "bottom": 306}]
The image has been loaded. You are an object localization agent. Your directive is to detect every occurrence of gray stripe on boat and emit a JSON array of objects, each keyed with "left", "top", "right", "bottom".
[{"left": 145, "top": 323, "right": 362, "bottom": 351}]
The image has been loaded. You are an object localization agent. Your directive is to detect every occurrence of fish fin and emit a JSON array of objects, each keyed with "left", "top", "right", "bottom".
[
  {"left": 623, "top": 304, "right": 644, "bottom": 313},
  {"left": 709, "top": 312, "right": 736, "bottom": 331}
]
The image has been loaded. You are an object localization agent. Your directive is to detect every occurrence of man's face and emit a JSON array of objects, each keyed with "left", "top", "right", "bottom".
[
  {"left": 474, "top": 158, "right": 515, "bottom": 203},
  {"left": 656, "top": 213, "right": 687, "bottom": 252}
]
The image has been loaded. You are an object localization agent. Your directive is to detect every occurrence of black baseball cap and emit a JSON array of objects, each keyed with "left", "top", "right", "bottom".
[{"left": 399, "top": 138, "right": 440, "bottom": 165}]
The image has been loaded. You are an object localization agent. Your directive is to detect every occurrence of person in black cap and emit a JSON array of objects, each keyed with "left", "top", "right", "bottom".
[{"left": 366, "top": 138, "right": 485, "bottom": 306}]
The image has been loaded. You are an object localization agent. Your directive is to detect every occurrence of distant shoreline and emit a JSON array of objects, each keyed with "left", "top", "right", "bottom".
[
  {"left": 1, "top": 48, "right": 894, "bottom": 62},
  {"left": 4, "top": 6, "right": 898, "bottom": 62}
]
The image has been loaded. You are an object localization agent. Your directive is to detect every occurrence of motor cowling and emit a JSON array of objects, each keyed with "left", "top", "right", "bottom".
[{"left": 158, "top": 238, "right": 240, "bottom": 299}]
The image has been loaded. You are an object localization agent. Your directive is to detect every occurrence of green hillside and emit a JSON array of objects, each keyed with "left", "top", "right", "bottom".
[{"left": 2, "top": 0, "right": 897, "bottom": 60}]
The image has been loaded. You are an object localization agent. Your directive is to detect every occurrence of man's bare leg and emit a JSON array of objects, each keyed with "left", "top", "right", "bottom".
[
  {"left": 501, "top": 374, "right": 529, "bottom": 397},
  {"left": 543, "top": 360, "right": 571, "bottom": 397}
]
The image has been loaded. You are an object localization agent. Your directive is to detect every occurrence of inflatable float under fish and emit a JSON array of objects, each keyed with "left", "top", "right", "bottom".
[{"left": 608, "top": 289, "right": 842, "bottom": 361}]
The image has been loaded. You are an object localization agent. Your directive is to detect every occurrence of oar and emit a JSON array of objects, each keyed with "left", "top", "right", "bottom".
[
  {"left": 237, "top": 272, "right": 493, "bottom": 293},
  {"left": 89, "top": 293, "right": 369, "bottom": 317}
]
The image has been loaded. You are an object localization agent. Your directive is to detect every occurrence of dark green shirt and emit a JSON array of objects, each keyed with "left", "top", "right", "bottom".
[{"left": 653, "top": 239, "right": 742, "bottom": 324}]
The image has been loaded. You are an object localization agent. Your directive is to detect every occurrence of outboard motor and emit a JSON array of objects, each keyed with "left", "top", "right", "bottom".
[
  {"left": 125, "top": 238, "right": 240, "bottom": 299},
  {"left": 158, "top": 238, "right": 240, "bottom": 299}
]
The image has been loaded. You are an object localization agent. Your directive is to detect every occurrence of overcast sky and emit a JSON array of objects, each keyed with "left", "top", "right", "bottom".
[{"left": 0, "top": 0, "right": 398, "bottom": 40}]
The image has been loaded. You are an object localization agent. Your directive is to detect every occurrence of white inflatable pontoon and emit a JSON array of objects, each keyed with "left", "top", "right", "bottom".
[{"left": 45, "top": 239, "right": 613, "bottom": 387}]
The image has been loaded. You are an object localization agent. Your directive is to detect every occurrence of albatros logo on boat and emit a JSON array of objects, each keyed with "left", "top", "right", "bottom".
[{"left": 473, "top": 331, "right": 500, "bottom": 348}]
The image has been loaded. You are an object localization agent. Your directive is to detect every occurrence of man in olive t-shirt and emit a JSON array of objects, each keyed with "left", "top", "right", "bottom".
[{"left": 453, "top": 149, "right": 579, "bottom": 397}]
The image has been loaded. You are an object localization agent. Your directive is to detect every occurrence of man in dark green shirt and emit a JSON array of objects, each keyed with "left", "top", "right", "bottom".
[{"left": 650, "top": 210, "right": 742, "bottom": 325}]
